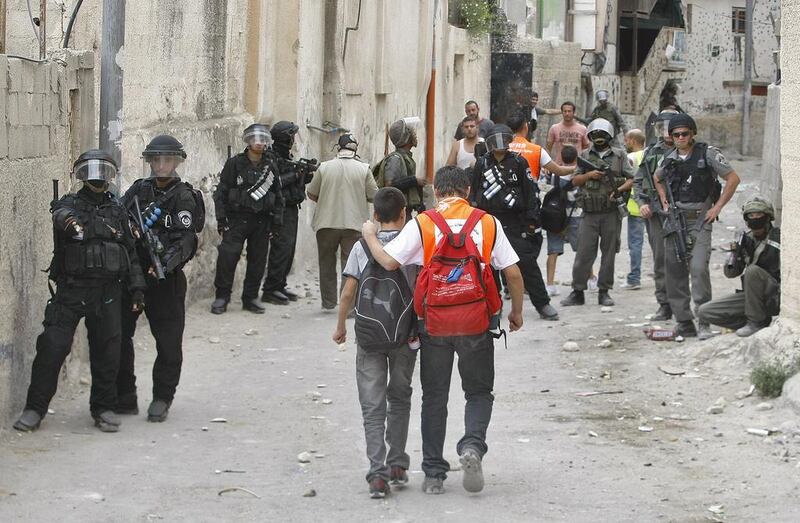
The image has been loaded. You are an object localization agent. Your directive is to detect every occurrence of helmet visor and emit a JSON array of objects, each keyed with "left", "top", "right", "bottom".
[
  {"left": 485, "top": 131, "right": 513, "bottom": 152},
  {"left": 243, "top": 129, "right": 273, "bottom": 148},
  {"left": 73, "top": 159, "right": 118, "bottom": 182},
  {"left": 144, "top": 153, "right": 184, "bottom": 179}
]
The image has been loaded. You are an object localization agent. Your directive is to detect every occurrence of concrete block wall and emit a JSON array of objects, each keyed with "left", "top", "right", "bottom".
[{"left": 0, "top": 51, "right": 95, "bottom": 429}]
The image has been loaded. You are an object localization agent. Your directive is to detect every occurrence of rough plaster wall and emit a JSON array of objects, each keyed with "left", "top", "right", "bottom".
[
  {"left": 0, "top": 53, "right": 94, "bottom": 427},
  {"left": 759, "top": 84, "right": 781, "bottom": 224},
  {"left": 779, "top": 1, "right": 800, "bottom": 319},
  {"left": 682, "top": 0, "right": 779, "bottom": 114},
  {"left": 4, "top": 0, "right": 70, "bottom": 59}
]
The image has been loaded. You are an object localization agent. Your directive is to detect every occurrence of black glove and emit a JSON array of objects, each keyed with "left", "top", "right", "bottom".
[
  {"left": 217, "top": 217, "right": 229, "bottom": 235},
  {"left": 391, "top": 175, "right": 420, "bottom": 192},
  {"left": 131, "top": 290, "right": 145, "bottom": 311}
]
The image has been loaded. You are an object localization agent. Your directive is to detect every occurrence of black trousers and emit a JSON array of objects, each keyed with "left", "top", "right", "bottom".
[
  {"left": 214, "top": 214, "right": 270, "bottom": 301},
  {"left": 25, "top": 281, "right": 122, "bottom": 416},
  {"left": 503, "top": 226, "right": 550, "bottom": 308},
  {"left": 263, "top": 204, "right": 299, "bottom": 294},
  {"left": 420, "top": 332, "right": 495, "bottom": 479},
  {"left": 118, "top": 270, "right": 187, "bottom": 404}
]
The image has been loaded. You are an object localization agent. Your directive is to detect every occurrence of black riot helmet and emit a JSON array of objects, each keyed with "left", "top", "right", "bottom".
[
  {"left": 72, "top": 149, "right": 119, "bottom": 193},
  {"left": 242, "top": 123, "right": 272, "bottom": 149},
  {"left": 271, "top": 121, "right": 300, "bottom": 147},
  {"left": 668, "top": 113, "right": 697, "bottom": 134},
  {"left": 337, "top": 133, "right": 358, "bottom": 153},
  {"left": 485, "top": 124, "right": 514, "bottom": 153},
  {"left": 142, "top": 135, "right": 187, "bottom": 179}
]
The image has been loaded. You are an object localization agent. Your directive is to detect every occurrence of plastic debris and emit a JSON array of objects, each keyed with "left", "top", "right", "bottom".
[
  {"left": 297, "top": 452, "right": 312, "bottom": 463},
  {"left": 218, "top": 487, "right": 261, "bottom": 499}
]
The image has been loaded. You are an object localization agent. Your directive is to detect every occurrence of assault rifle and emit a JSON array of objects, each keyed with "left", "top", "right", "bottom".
[
  {"left": 658, "top": 168, "right": 690, "bottom": 266},
  {"left": 131, "top": 195, "right": 166, "bottom": 280},
  {"left": 576, "top": 155, "right": 629, "bottom": 219},
  {"left": 278, "top": 157, "right": 319, "bottom": 187}
]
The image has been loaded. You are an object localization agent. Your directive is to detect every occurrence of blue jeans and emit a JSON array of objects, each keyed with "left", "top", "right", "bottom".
[{"left": 627, "top": 216, "right": 646, "bottom": 285}]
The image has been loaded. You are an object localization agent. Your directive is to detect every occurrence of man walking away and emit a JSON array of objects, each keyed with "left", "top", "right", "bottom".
[
  {"left": 333, "top": 187, "right": 418, "bottom": 499},
  {"left": 362, "top": 166, "right": 524, "bottom": 495},
  {"left": 307, "top": 134, "right": 378, "bottom": 310}
]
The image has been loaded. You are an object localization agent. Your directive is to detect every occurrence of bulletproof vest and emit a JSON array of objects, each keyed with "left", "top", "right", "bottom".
[
  {"left": 128, "top": 179, "right": 197, "bottom": 257},
  {"left": 474, "top": 153, "right": 531, "bottom": 219},
  {"left": 664, "top": 143, "right": 714, "bottom": 204},
  {"left": 745, "top": 226, "right": 781, "bottom": 283},
  {"left": 58, "top": 194, "right": 131, "bottom": 279},
  {"left": 639, "top": 142, "right": 669, "bottom": 196},
  {"left": 578, "top": 148, "right": 627, "bottom": 213},
  {"left": 225, "top": 153, "right": 278, "bottom": 214},
  {"left": 275, "top": 157, "right": 307, "bottom": 206},
  {"left": 375, "top": 151, "right": 421, "bottom": 207}
]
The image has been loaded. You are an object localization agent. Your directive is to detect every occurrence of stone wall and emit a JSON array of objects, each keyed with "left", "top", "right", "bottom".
[{"left": 0, "top": 51, "right": 95, "bottom": 427}]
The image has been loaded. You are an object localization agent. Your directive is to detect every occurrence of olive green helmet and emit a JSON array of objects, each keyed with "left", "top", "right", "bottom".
[{"left": 742, "top": 197, "right": 775, "bottom": 221}]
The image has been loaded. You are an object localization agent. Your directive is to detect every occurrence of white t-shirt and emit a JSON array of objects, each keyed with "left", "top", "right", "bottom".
[{"left": 384, "top": 210, "right": 520, "bottom": 271}]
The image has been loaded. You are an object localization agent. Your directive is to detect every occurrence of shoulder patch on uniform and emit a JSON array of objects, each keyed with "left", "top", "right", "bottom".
[
  {"left": 715, "top": 152, "right": 727, "bottom": 164},
  {"left": 178, "top": 211, "right": 193, "bottom": 228},
  {"left": 526, "top": 167, "right": 534, "bottom": 181}
]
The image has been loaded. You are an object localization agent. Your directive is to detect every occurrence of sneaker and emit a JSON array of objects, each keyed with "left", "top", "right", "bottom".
[
  {"left": 536, "top": 303, "right": 559, "bottom": 321},
  {"left": 459, "top": 448, "right": 484, "bottom": 493},
  {"left": 13, "top": 409, "right": 42, "bottom": 432},
  {"left": 389, "top": 466, "right": 408, "bottom": 486},
  {"left": 546, "top": 284, "right": 560, "bottom": 297},
  {"left": 675, "top": 320, "right": 697, "bottom": 338},
  {"left": 598, "top": 290, "right": 614, "bottom": 307},
  {"left": 422, "top": 476, "right": 445, "bottom": 495},
  {"left": 560, "top": 290, "right": 585, "bottom": 307},
  {"left": 368, "top": 477, "right": 390, "bottom": 499},
  {"left": 92, "top": 410, "right": 121, "bottom": 433},
  {"left": 736, "top": 321, "right": 769, "bottom": 337},
  {"left": 261, "top": 290, "right": 289, "bottom": 305},
  {"left": 619, "top": 281, "right": 641, "bottom": 290},
  {"left": 588, "top": 276, "right": 599, "bottom": 292},
  {"left": 281, "top": 288, "right": 300, "bottom": 302},
  {"left": 210, "top": 297, "right": 229, "bottom": 315},
  {"left": 242, "top": 299, "right": 266, "bottom": 314},
  {"left": 147, "top": 399, "right": 171, "bottom": 422},
  {"left": 651, "top": 304, "right": 672, "bottom": 321}
]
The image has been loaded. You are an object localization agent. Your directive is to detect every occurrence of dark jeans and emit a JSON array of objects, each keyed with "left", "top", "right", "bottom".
[
  {"left": 420, "top": 332, "right": 495, "bottom": 480},
  {"left": 214, "top": 214, "right": 270, "bottom": 301},
  {"left": 315, "top": 228, "right": 361, "bottom": 309},
  {"left": 118, "top": 270, "right": 187, "bottom": 404},
  {"left": 504, "top": 226, "right": 550, "bottom": 308},
  {"left": 25, "top": 281, "right": 122, "bottom": 416},
  {"left": 263, "top": 204, "right": 299, "bottom": 294},
  {"left": 356, "top": 344, "right": 417, "bottom": 482}
]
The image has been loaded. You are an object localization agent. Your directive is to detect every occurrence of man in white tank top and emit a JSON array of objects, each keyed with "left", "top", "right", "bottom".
[{"left": 446, "top": 115, "right": 484, "bottom": 171}]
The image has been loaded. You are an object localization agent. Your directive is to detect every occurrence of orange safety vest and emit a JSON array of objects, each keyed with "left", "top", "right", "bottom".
[
  {"left": 509, "top": 136, "right": 542, "bottom": 180},
  {"left": 416, "top": 197, "right": 496, "bottom": 265}
]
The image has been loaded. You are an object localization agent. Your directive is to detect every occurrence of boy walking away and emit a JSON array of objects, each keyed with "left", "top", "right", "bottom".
[
  {"left": 362, "top": 166, "right": 524, "bottom": 495},
  {"left": 621, "top": 129, "right": 646, "bottom": 290},
  {"left": 333, "top": 187, "right": 418, "bottom": 499}
]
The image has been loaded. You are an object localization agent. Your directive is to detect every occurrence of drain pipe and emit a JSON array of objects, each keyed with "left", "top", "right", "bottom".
[
  {"left": 425, "top": 0, "right": 438, "bottom": 183},
  {"left": 99, "top": 0, "right": 125, "bottom": 166}
]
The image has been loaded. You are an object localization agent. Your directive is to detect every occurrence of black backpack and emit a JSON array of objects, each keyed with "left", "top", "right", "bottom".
[
  {"left": 354, "top": 239, "right": 416, "bottom": 351},
  {"left": 540, "top": 175, "right": 569, "bottom": 234}
]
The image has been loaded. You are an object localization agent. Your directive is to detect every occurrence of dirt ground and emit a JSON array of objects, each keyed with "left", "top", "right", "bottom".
[{"left": 2, "top": 158, "right": 799, "bottom": 522}]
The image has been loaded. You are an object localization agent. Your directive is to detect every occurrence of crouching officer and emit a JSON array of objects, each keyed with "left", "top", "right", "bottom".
[
  {"left": 117, "top": 135, "right": 201, "bottom": 422},
  {"left": 698, "top": 198, "right": 780, "bottom": 338},
  {"left": 561, "top": 118, "right": 634, "bottom": 307},
  {"left": 211, "top": 124, "right": 284, "bottom": 314},
  {"left": 261, "top": 121, "right": 316, "bottom": 305},
  {"left": 654, "top": 113, "right": 740, "bottom": 338},
  {"left": 470, "top": 124, "right": 559, "bottom": 320},
  {"left": 14, "top": 150, "right": 146, "bottom": 433}
]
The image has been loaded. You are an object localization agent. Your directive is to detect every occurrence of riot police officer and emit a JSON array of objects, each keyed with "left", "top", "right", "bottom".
[
  {"left": 698, "top": 197, "right": 780, "bottom": 338},
  {"left": 376, "top": 118, "right": 425, "bottom": 220},
  {"left": 211, "top": 124, "right": 283, "bottom": 314},
  {"left": 470, "top": 124, "right": 559, "bottom": 320},
  {"left": 13, "top": 150, "right": 146, "bottom": 433},
  {"left": 632, "top": 110, "right": 678, "bottom": 320},
  {"left": 117, "top": 135, "right": 200, "bottom": 422},
  {"left": 654, "top": 113, "right": 741, "bottom": 338},
  {"left": 261, "top": 121, "right": 316, "bottom": 305},
  {"left": 561, "top": 118, "right": 634, "bottom": 307}
]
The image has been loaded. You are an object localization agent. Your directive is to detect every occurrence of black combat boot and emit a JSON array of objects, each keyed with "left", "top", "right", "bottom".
[
  {"left": 560, "top": 290, "right": 585, "bottom": 306},
  {"left": 242, "top": 299, "right": 266, "bottom": 314},
  {"left": 261, "top": 290, "right": 289, "bottom": 305},
  {"left": 147, "top": 399, "right": 172, "bottom": 422},
  {"left": 598, "top": 290, "right": 614, "bottom": 307},
  {"left": 651, "top": 303, "right": 672, "bottom": 321},
  {"left": 13, "top": 409, "right": 42, "bottom": 432},
  {"left": 675, "top": 320, "right": 697, "bottom": 338},
  {"left": 93, "top": 411, "right": 121, "bottom": 432},
  {"left": 211, "top": 297, "right": 229, "bottom": 315},
  {"left": 281, "top": 288, "right": 299, "bottom": 302}
]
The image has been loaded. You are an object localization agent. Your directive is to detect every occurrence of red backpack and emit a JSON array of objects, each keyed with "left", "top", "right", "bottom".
[{"left": 414, "top": 208, "right": 502, "bottom": 336}]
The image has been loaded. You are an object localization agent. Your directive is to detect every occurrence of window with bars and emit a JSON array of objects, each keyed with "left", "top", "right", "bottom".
[{"left": 732, "top": 7, "right": 746, "bottom": 34}]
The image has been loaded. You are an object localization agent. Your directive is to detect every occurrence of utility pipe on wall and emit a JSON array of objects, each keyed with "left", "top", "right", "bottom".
[
  {"left": 741, "top": 0, "right": 753, "bottom": 156},
  {"left": 425, "top": 0, "right": 438, "bottom": 183},
  {"left": 99, "top": 0, "right": 125, "bottom": 167},
  {"left": 38, "top": 0, "right": 46, "bottom": 59}
]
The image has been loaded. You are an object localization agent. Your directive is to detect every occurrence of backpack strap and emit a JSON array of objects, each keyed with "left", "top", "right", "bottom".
[
  {"left": 359, "top": 238, "right": 375, "bottom": 263},
  {"left": 424, "top": 208, "right": 484, "bottom": 249}
]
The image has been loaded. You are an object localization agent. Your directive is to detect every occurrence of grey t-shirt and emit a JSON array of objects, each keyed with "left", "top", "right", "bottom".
[{"left": 343, "top": 230, "right": 417, "bottom": 287}]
